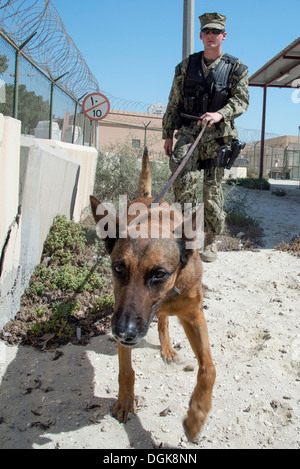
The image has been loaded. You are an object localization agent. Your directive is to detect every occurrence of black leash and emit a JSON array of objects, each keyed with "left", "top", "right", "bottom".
[{"left": 152, "top": 122, "right": 207, "bottom": 205}]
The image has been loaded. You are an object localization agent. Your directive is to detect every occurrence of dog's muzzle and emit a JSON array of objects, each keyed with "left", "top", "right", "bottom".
[{"left": 112, "top": 315, "right": 141, "bottom": 346}]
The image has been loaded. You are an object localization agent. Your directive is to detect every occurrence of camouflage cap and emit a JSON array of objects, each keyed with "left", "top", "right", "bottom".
[{"left": 199, "top": 12, "right": 227, "bottom": 31}]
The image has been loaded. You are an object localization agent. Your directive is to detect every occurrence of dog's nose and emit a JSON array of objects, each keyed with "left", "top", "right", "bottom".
[{"left": 112, "top": 319, "right": 139, "bottom": 345}]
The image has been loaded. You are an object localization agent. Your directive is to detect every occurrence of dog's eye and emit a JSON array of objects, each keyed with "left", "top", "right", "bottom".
[
  {"left": 113, "top": 263, "right": 125, "bottom": 276},
  {"left": 152, "top": 270, "right": 169, "bottom": 282}
]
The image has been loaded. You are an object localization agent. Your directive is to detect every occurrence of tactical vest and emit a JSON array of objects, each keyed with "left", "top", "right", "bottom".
[{"left": 182, "top": 52, "right": 239, "bottom": 117}]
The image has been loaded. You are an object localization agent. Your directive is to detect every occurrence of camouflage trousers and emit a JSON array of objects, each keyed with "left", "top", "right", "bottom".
[{"left": 169, "top": 128, "right": 232, "bottom": 237}]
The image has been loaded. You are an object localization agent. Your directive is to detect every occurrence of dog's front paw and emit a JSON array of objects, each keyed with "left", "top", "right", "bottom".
[
  {"left": 160, "top": 345, "right": 178, "bottom": 364},
  {"left": 112, "top": 399, "right": 135, "bottom": 423}
]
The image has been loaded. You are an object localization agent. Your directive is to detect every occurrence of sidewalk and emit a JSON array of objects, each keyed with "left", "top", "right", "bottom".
[{"left": 268, "top": 178, "right": 300, "bottom": 191}]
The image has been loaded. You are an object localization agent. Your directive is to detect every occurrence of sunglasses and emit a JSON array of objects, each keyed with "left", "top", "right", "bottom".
[{"left": 201, "top": 28, "right": 224, "bottom": 35}]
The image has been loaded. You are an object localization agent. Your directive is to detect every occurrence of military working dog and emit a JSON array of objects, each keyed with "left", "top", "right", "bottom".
[{"left": 90, "top": 148, "right": 216, "bottom": 441}]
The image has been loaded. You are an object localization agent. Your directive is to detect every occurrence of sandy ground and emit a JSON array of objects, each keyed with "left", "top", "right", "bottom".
[{"left": 0, "top": 182, "right": 299, "bottom": 450}]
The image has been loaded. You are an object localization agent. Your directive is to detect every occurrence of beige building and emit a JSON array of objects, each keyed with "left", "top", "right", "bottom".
[
  {"left": 242, "top": 135, "right": 300, "bottom": 179},
  {"left": 98, "top": 109, "right": 164, "bottom": 160}
]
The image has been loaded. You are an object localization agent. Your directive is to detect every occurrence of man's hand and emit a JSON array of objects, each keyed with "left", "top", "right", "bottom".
[
  {"left": 198, "top": 112, "right": 223, "bottom": 128},
  {"left": 164, "top": 138, "right": 173, "bottom": 157}
]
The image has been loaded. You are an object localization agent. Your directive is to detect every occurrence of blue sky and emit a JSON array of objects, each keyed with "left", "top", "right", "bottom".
[{"left": 51, "top": 0, "right": 300, "bottom": 137}]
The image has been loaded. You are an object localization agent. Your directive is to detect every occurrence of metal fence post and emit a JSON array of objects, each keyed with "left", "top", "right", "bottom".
[
  {"left": 13, "top": 32, "right": 37, "bottom": 119},
  {"left": 283, "top": 147, "right": 288, "bottom": 179},
  {"left": 49, "top": 72, "right": 69, "bottom": 139},
  {"left": 72, "top": 93, "right": 87, "bottom": 144},
  {"left": 89, "top": 120, "right": 93, "bottom": 146}
]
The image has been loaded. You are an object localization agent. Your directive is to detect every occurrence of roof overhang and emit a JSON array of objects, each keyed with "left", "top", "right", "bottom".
[
  {"left": 249, "top": 37, "right": 300, "bottom": 88},
  {"left": 248, "top": 37, "right": 300, "bottom": 177}
]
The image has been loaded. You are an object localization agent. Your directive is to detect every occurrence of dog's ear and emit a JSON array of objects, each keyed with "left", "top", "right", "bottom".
[
  {"left": 90, "top": 195, "right": 120, "bottom": 254},
  {"left": 90, "top": 196, "right": 105, "bottom": 223},
  {"left": 174, "top": 204, "right": 204, "bottom": 265}
]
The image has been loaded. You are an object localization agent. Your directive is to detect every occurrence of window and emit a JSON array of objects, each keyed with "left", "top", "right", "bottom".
[{"left": 132, "top": 139, "right": 141, "bottom": 149}]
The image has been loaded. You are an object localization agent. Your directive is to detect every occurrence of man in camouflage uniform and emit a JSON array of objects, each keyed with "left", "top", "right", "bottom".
[{"left": 163, "top": 12, "right": 249, "bottom": 262}]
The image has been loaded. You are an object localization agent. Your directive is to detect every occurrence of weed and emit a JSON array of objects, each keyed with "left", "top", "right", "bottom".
[
  {"left": 29, "top": 300, "right": 82, "bottom": 340},
  {"left": 17, "top": 214, "right": 113, "bottom": 346},
  {"left": 51, "top": 300, "right": 82, "bottom": 319},
  {"left": 225, "top": 210, "right": 259, "bottom": 227},
  {"left": 224, "top": 184, "right": 259, "bottom": 227},
  {"left": 48, "top": 263, "right": 107, "bottom": 293},
  {"left": 91, "top": 294, "right": 114, "bottom": 313},
  {"left": 35, "top": 307, "right": 46, "bottom": 318},
  {"left": 43, "top": 214, "right": 86, "bottom": 263},
  {"left": 29, "top": 281, "right": 46, "bottom": 296}
]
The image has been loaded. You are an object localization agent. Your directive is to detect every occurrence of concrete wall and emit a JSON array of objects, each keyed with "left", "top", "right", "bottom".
[
  {"left": 224, "top": 167, "right": 247, "bottom": 179},
  {"left": 0, "top": 114, "right": 22, "bottom": 329},
  {"left": 0, "top": 115, "right": 98, "bottom": 330},
  {"left": 21, "top": 138, "right": 98, "bottom": 222},
  {"left": 19, "top": 138, "right": 81, "bottom": 290},
  {"left": 36, "top": 139, "right": 98, "bottom": 222}
]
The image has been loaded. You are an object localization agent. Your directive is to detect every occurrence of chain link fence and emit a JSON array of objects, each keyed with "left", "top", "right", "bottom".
[
  {"left": 240, "top": 142, "right": 300, "bottom": 180},
  {"left": 0, "top": 0, "right": 100, "bottom": 145}
]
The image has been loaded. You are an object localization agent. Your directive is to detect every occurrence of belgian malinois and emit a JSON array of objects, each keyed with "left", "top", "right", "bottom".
[{"left": 90, "top": 148, "right": 215, "bottom": 441}]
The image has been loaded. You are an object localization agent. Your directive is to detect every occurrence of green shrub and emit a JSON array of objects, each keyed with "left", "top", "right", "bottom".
[
  {"left": 272, "top": 188, "right": 287, "bottom": 197},
  {"left": 94, "top": 145, "right": 175, "bottom": 205},
  {"left": 224, "top": 184, "right": 259, "bottom": 227},
  {"left": 91, "top": 294, "right": 114, "bottom": 313},
  {"left": 43, "top": 214, "right": 86, "bottom": 262},
  {"left": 226, "top": 177, "right": 270, "bottom": 190},
  {"left": 32, "top": 263, "right": 106, "bottom": 293}
]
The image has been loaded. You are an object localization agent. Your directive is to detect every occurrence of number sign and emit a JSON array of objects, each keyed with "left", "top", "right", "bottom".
[{"left": 82, "top": 93, "right": 110, "bottom": 121}]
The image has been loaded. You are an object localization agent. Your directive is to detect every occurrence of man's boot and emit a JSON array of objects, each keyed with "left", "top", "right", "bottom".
[{"left": 201, "top": 233, "right": 218, "bottom": 263}]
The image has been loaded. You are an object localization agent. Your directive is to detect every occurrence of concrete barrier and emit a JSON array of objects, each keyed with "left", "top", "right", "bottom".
[
  {"left": 19, "top": 138, "right": 81, "bottom": 287},
  {"left": 0, "top": 114, "right": 22, "bottom": 329},
  {"left": 24, "top": 138, "right": 98, "bottom": 221},
  {"left": 224, "top": 167, "right": 247, "bottom": 179},
  {"left": 0, "top": 116, "right": 98, "bottom": 330}
]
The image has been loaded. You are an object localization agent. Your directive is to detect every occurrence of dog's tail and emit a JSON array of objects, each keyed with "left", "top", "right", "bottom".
[{"left": 138, "top": 146, "right": 152, "bottom": 198}]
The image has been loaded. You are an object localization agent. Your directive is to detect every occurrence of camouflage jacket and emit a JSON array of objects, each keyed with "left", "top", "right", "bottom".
[{"left": 162, "top": 52, "right": 249, "bottom": 143}]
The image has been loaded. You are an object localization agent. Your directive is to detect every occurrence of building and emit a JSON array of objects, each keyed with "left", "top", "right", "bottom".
[
  {"left": 98, "top": 109, "right": 165, "bottom": 160},
  {"left": 242, "top": 135, "right": 300, "bottom": 179}
]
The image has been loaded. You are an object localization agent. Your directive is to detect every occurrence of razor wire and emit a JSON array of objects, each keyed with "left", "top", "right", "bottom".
[
  {"left": 101, "top": 90, "right": 152, "bottom": 114},
  {"left": 0, "top": 0, "right": 100, "bottom": 99}
]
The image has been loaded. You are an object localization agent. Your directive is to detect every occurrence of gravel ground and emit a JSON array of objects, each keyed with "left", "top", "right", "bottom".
[{"left": 0, "top": 183, "right": 299, "bottom": 450}]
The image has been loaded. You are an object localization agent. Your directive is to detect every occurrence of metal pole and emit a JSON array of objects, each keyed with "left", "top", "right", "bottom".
[
  {"left": 82, "top": 115, "right": 86, "bottom": 145},
  {"left": 49, "top": 72, "right": 69, "bottom": 139},
  {"left": 95, "top": 121, "right": 99, "bottom": 149},
  {"left": 259, "top": 85, "right": 267, "bottom": 178},
  {"left": 72, "top": 101, "right": 78, "bottom": 144},
  {"left": 182, "top": 0, "right": 194, "bottom": 60},
  {"left": 72, "top": 93, "right": 87, "bottom": 144},
  {"left": 13, "top": 32, "right": 37, "bottom": 119},
  {"left": 143, "top": 121, "right": 151, "bottom": 148},
  {"left": 89, "top": 120, "right": 93, "bottom": 147},
  {"left": 13, "top": 50, "right": 20, "bottom": 119},
  {"left": 49, "top": 81, "right": 54, "bottom": 139},
  {"left": 283, "top": 147, "right": 288, "bottom": 179}
]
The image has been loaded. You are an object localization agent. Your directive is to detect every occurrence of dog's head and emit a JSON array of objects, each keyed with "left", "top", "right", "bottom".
[{"left": 90, "top": 195, "right": 203, "bottom": 346}]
